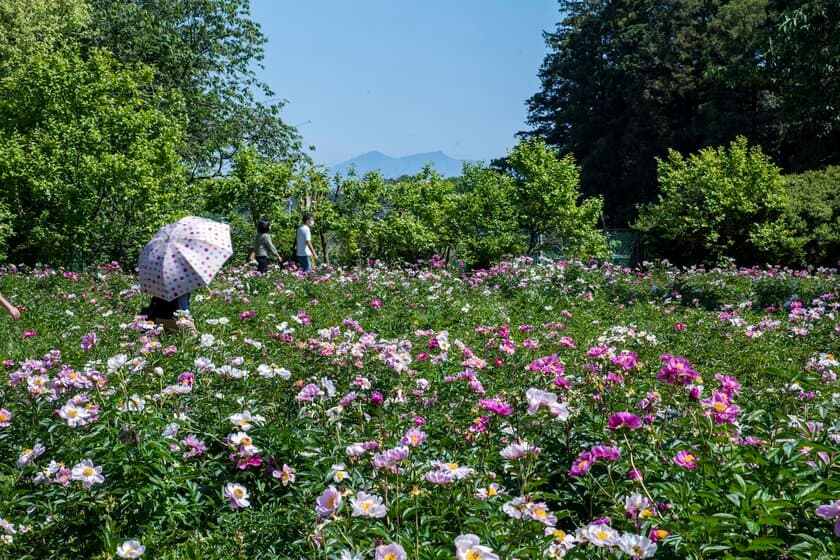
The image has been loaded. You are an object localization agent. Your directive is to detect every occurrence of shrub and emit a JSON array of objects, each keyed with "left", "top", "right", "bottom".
[
  {"left": 634, "top": 137, "right": 796, "bottom": 265},
  {"left": 781, "top": 166, "right": 840, "bottom": 267}
]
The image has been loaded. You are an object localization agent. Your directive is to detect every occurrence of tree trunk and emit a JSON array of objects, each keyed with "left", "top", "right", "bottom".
[{"left": 319, "top": 230, "right": 329, "bottom": 265}]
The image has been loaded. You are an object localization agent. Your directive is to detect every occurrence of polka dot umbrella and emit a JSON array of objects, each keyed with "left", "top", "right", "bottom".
[{"left": 138, "top": 216, "right": 233, "bottom": 301}]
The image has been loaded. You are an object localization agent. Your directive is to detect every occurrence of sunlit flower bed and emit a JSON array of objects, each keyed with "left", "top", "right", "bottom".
[{"left": 0, "top": 258, "right": 838, "bottom": 559}]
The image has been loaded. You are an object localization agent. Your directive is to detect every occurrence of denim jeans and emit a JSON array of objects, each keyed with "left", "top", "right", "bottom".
[{"left": 296, "top": 255, "right": 311, "bottom": 272}]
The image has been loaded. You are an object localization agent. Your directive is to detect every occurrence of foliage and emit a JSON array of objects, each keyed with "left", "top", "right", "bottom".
[
  {"left": 0, "top": 0, "right": 90, "bottom": 68},
  {"left": 525, "top": 0, "right": 839, "bottom": 225},
  {"left": 780, "top": 167, "right": 840, "bottom": 268},
  {"left": 634, "top": 137, "right": 794, "bottom": 265},
  {"left": 85, "top": 0, "right": 304, "bottom": 178},
  {"left": 0, "top": 47, "right": 186, "bottom": 267},
  {"left": 332, "top": 170, "right": 388, "bottom": 265},
  {"left": 449, "top": 165, "right": 521, "bottom": 269},
  {"left": 201, "top": 146, "right": 296, "bottom": 259},
  {"left": 771, "top": 1, "right": 840, "bottom": 170},
  {"left": 0, "top": 259, "right": 837, "bottom": 559},
  {"left": 507, "top": 138, "right": 608, "bottom": 259}
]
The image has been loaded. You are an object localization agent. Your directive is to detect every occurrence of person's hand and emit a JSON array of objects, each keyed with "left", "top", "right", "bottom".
[{"left": 9, "top": 307, "right": 20, "bottom": 321}]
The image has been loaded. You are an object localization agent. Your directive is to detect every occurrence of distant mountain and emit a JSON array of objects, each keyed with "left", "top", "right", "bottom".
[{"left": 328, "top": 150, "right": 470, "bottom": 178}]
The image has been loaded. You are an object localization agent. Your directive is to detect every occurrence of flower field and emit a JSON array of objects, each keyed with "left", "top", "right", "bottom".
[{"left": 0, "top": 258, "right": 838, "bottom": 559}]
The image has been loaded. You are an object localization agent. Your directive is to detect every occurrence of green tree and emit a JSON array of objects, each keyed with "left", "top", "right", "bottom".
[
  {"left": 456, "top": 164, "right": 523, "bottom": 268},
  {"left": 770, "top": 1, "right": 840, "bottom": 170},
  {"left": 525, "top": 1, "right": 782, "bottom": 225},
  {"left": 332, "top": 171, "right": 387, "bottom": 265},
  {"left": 376, "top": 167, "right": 459, "bottom": 262},
  {"left": 781, "top": 167, "right": 840, "bottom": 266},
  {"left": 201, "top": 145, "right": 295, "bottom": 258},
  {"left": 507, "top": 138, "right": 608, "bottom": 259},
  {"left": 0, "top": 48, "right": 186, "bottom": 266},
  {"left": 634, "top": 137, "right": 794, "bottom": 265},
  {"left": 0, "top": 0, "right": 90, "bottom": 68},
  {"left": 86, "top": 0, "right": 303, "bottom": 179}
]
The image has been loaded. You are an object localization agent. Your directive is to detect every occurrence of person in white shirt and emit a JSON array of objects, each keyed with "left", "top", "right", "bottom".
[{"left": 295, "top": 213, "right": 318, "bottom": 272}]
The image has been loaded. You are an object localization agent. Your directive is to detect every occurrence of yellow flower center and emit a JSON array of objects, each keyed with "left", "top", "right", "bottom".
[
  {"left": 446, "top": 462, "right": 459, "bottom": 470},
  {"left": 487, "top": 486, "right": 497, "bottom": 497},
  {"left": 641, "top": 508, "right": 654, "bottom": 518},
  {"left": 633, "top": 545, "right": 644, "bottom": 555},
  {"left": 361, "top": 502, "right": 373, "bottom": 512},
  {"left": 83, "top": 467, "right": 94, "bottom": 476},
  {"left": 233, "top": 487, "right": 245, "bottom": 498},
  {"left": 533, "top": 506, "right": 547, "bottom": 518},
  {"left": 596, "top": 529, "right": 608, "bottom": 541},
  {"left": 466, "top": 551, "right": 482, "bottom": 560},
  {"left": 67, "top": 408, "right": 78, "bottom": 417},
  {"left": 713, "top": 402, "right": 727, "bottom": 412},
  {"left": 552, "top": 529, "right": 566, "bottom": 540},
  {"left": 384, "top": 554, "right": 397, "bottom": 560}
]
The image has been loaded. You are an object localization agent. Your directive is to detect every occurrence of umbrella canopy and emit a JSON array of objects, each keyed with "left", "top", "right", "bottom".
[{"left": 138, "top": 216, "right": 233, "bottom": 301}]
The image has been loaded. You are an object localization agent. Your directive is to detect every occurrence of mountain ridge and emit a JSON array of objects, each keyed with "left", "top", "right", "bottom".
[{"left": 328, "top": 150, "right": 472, "bottom": 178}]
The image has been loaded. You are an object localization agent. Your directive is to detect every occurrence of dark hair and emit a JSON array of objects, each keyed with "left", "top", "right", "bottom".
[
  {"left": 302, "top": 213, "right": 314, "bottom": 224},
  {"left": 257, "top": 220, "right": 271, "bottom": 234}
]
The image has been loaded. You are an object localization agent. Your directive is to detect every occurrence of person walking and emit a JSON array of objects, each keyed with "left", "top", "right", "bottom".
[
  {"left": 250, "top": 219, "right": 282, "bottom": 273},
  {"left": 295, "top": 213, "right": 318, "bottom": 272}
]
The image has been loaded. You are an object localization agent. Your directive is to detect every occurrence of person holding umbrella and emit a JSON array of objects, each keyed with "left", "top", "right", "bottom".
[
  {"left": 140, "top": 293, "right": 194, "bottom": 333},
  {"left": 138, "top": 216, "right": 233, "bottom": 334}
]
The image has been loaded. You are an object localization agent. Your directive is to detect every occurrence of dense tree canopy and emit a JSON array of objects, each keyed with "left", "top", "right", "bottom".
[
  {"left": 85, "top": 0, "right": 303, "bottom": 179},
  {"left": 526, "top": 0, "right": 839, "bottom": 226},
  {"left": 0, "top": 48, "right": 185, "bottom": 265}
]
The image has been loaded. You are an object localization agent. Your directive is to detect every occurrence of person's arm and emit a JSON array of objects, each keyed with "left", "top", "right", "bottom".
[
  {"left": 265, "top": 234, "right": 281, "bottom": 260},
  {"left": 305, "top": 227, "right": 318, "bottom": 261},
  {"left": 1, "top": 294, "right": 20, "bottom": 320},
  {"left": 306, "top": 239, "right": 318, "bottom": 261}
]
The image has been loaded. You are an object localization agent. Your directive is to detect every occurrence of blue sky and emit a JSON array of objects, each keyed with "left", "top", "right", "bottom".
[{"left": 250, "top": 0, "right": 559, "bottom": 166}]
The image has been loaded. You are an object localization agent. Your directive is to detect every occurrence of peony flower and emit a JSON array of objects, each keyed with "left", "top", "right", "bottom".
[
  {"left": 350, "top": 491, "right": 387, "bottom": 518},
  {"left": 815, "top": 500, "right": 840, "bottom": 536},
  {"left": 400, "top": 427, "right": 427, "bottom": 447},
  {"left": 525, "top": 388, "right": 569, "bottom": 418},
  {"left": 500, "top": 440, "right": 540, "bottom": 460},
  {"left": 607, "top": 411, "right": 642, "bottom": 431},
  {"left": 71, "top": 459, "right": 105, "bottom": 488},
  {"left": 673, "top": 450, "right": 698, "bottom": 469},
  {"left": 116, "top": 540, "right": 146, "bottom": 558},
  {"left": 525, "top": 502, "right": 557, "bottom": 526},
  {"left": 479, "top": 397, "right": 514, "bottom": 416},
  {"left": 0, "top": 408, "right": 11, "bottom": 427},
  {"left": 568, "top": 451, "right": 594, "bottom": 477},
  {"left": 374, "top": 542, "right": 407, "bottom": 560},
  {"left": 223, "top": 482, "right": 250, "bottom": 509},
  {"left": 315, "top": 486, "right": 342, "bottom": 517},
  {"left": 272, "top": 464, "right": 296, "bottom": 486},
  {"left": 16, "top": 443, "right": 46, "bottom": 468},
  {"left": 617, "top": 532, "right": 658, "bottom": 559},
  {"left": 579, "top": 522, "right": 619, "bottom": 547},
  {"left": 454, "top": 533, "right": 499, "bottom": 559}
]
